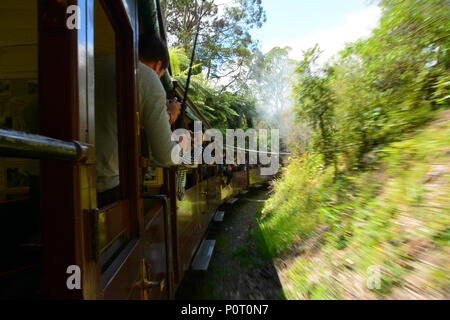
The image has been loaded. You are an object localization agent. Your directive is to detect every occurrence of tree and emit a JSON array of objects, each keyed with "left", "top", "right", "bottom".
[
  {"left": 252, "top": 46, "right": 295, "bottom": 117},
  {"left": 292, "top": 46, "right": 336, "bottom": 167},
  {"left": 161, "top": 0, "right": 266, "bottom": 88},
  {"left": 169, "top": 45, "right": 257, "bottom": 130},
  {"left": 291, "top": 0, "right": 450, "bottom": 170}
]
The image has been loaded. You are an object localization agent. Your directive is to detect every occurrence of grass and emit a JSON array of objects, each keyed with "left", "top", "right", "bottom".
[
  {"left": 231, "top": 245, "right": 263, "bottom": 268},
  {"left": 215, "top": 233, "right": 231, "bottom": 251},
  {"left": 209, "top": 264, "right": 229, "bottom": 278},
  {"left": 254, "top": 153, "right": 330, "bottom": 259},
  {"left": 257, "top": 113, "right": 450, "bottom": 299}
]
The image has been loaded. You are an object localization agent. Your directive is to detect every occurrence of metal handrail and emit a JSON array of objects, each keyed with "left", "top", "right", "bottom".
[{"left": 0, "top": 128, "right": 88, "bottom": 161}]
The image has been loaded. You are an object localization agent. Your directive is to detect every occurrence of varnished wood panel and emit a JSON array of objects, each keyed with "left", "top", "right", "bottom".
[
  {"left": 98, "top": 200, "right": 130, "bottom": 251},
  {"left": 96, "top": 0, "right": 142, "bottom": 300},
  {"left": 143, "top": 209, "right": 168, "bottom": 300},
  {"left": 39, "top": 0, "right": 84, "bottom": 300},
  {"left": 102, "top": 239, "right": 141, "bottom": 299}
]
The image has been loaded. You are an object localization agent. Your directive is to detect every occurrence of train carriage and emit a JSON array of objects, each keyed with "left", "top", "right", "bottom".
[{"left": 0, "top": 0, "right": 270, "bottom": 300}]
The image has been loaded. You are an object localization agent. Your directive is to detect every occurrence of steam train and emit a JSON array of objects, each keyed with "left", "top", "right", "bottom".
[{"left": 0, "top": 0, "right": 271, "bottom": 299}]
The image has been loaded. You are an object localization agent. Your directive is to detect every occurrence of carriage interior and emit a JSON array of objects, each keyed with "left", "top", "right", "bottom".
[{"left": 0, "top": 0, "right": 42, "bottom": 299}]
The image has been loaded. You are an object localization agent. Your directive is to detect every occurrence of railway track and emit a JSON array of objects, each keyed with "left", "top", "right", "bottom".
[{"left": 176, "top": 184, "right": 285, "bottom": 300}]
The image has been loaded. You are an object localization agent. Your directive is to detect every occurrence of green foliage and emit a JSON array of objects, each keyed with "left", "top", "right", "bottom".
[
  {"left": 168, "top": 47, "right": 192, "bottom": 76},
  {"left": 170, "top": 46, "right": 257, "bottom": 129},
  {"left": 231, "top": 245, "right": 262, "bottom": 268},
  {"left": 254, "top": 153, "right": 328, "bottom": 258},
  {"left": 292, "top": 0, "right": 450, "bottom": 170},
  {"left": 162, "top": 0, "right": 266, "bottom": 87},
  {"left": 292, "top": 46, "right": 336, "bottom": 166},
  {"left": 261, "top": 0, "right": 450, "bottom": 299},
  {"left": 252, "top": 46, "right": 295, "bottom": 116},
  {"left": 262, "top": 116, "right": 450, "bottom": 299}
]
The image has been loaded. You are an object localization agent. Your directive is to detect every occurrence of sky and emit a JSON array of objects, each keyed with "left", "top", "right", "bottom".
[{"left": 251, "top": 0, "right": 382, "bottom": 62}]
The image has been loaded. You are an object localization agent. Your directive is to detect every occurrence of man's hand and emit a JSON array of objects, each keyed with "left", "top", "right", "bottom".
[
  {"left": 167, "top": 98, "right": 181, "bottom": 125},
  {"left": 178, "top": 134, "right": 191, "bottom": 153}
]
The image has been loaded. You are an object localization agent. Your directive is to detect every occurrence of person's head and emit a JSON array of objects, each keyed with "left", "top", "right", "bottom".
[{"left": 139, "top": 35, "right": 169, "bottom": 78}]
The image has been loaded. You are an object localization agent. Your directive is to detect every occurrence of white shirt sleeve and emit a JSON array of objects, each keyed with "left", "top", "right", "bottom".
[{"left": 138, "top": 63, "right": 178, "bottom": 168}]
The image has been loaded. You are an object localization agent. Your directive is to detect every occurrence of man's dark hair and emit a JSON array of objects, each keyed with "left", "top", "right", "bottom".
[{"left": 139, "top": 35, "right": 170, "bottom": 70}]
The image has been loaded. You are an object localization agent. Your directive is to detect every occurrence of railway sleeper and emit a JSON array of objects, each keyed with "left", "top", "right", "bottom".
[
  {"left": 226, "top": 197, "right": 239, "bottom": 205},
  {"left": 191, "top": 240, "right": 216, "bottom": 272},
  {"left": 213, "top": 211, "right": 225, "bottom": 223}
]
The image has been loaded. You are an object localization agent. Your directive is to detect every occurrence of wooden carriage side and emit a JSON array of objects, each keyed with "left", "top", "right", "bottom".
[
  {"left": 0, "top": 0, "right": 268, "bottom": 300},
  {"left": 0, "top": 0, "right": 163, "bottom": 300}
]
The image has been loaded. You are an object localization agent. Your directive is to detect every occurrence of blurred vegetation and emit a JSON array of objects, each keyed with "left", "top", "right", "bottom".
[
  {"left": 257, "top": 110, "right": 450, "bottom": 299},
  {"left": 292, "top": 0, "right": 449, "bottom": 168},
  {"left": 256, "top": 0, "right": 450, "bottom": 299}
]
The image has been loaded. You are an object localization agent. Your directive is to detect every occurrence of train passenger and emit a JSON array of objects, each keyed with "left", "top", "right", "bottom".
[{"left": 95, "top": 35, "right": 187, "bottom": 207}]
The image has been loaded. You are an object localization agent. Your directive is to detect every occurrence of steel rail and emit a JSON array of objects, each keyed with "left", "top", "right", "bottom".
[{"left": 0, "top": 128, "right": 88, "bottom": 161}]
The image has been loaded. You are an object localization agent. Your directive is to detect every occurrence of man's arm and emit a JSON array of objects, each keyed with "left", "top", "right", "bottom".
[{"left": 139, "top": 64, "right": 177, "bottom": 168}]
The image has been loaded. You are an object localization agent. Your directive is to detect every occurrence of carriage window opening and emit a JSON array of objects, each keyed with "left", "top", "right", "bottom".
[
  {"left": 94, "top": 2, "right": 136, "bottom": 275},
  {"left": 0, "top": 0, "right": 42, "bottom": 299},
  {"left": 142, "top": 167, "right": 165, "bottom": 222},
  {"left": 94, "top": 3, "right": 122, "bottom": 208}
]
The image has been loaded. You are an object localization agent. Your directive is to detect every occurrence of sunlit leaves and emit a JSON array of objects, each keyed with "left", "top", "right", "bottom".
[{"left": 171, "top": 46, "right": 257, "bottom": 129}]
